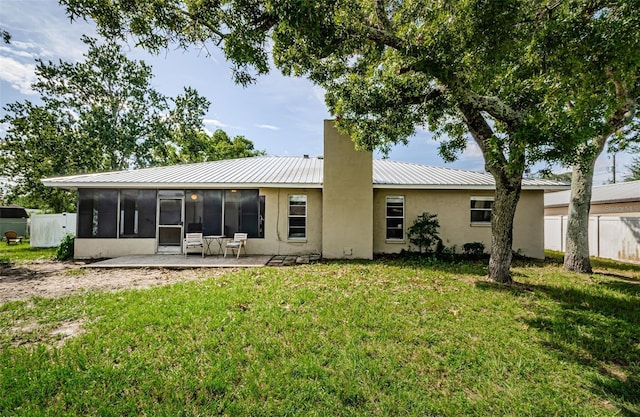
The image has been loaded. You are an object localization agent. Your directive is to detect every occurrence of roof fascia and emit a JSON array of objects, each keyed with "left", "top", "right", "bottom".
[
  {"left": 373, "top": 184, "right": 570, "bottom": 191},
  {"left": 41, "top": 181, "right": 324, "bottom": 190}
]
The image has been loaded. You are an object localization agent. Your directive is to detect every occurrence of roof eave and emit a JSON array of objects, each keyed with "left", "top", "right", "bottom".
[
  {"left": 41, "top": 181, "right": 324, "bottom": 190},
  {"left": 374, "top": 184, "right": 496, "bottom": 190},
  {"left": 373, "top": 184, "right": 570, "bottom": 191}
]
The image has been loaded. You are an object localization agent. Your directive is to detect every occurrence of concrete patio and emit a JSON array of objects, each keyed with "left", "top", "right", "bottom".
[{"left": 85, "top": 254, "right": 274, "bottom": 268}]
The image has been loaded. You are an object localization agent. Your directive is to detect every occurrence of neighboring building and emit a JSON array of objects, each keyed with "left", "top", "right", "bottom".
[
  {"left": 544, "top": 181, "right": 640, "bottom": 216},
  {"left": 544, "top": 181, "right": 640, "bottom": 263},
  {"left": 0, "top": 205, "right": 29, "bottom": 238},
  {"left": 43, "top": 121, "right": 567, "bottom": 259}
]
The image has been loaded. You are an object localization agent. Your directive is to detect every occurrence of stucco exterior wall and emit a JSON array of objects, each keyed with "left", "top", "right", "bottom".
[
  {"left": 322, "top": 120, "right": 373, "bottom": 259},
  {"left": 249, "top": 187, "right": 322, "bottom": 255},
  {"left": 75, "top": 238, "right": 156, "bottom": 259},
  {"left": 373, "top": 189, "right": 545, "bottom": 259},
  {"left": 513, "top": 191, "right": 545, "bottom": 259}
]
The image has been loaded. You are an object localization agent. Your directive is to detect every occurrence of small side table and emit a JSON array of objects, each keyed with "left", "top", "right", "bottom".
[{"left": 203, "top": 235, "right": 225, "bottom": 256}]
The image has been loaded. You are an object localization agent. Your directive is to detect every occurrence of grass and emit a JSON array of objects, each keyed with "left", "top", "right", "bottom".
[
  {"left": 1, "top": 253, "right": 639, "bottom": 416},
  {"left": 0, "top": 240, "right": 56, "bottom": 266}
]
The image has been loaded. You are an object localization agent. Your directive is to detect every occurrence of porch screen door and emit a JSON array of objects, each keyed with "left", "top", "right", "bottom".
[{"left": 157, "top": 192, "right": 184, "bottom": 253}]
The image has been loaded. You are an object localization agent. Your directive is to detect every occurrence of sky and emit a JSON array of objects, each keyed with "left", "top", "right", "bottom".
[{"left": 0, "top": 0, "right": 633, "bottom": 184}]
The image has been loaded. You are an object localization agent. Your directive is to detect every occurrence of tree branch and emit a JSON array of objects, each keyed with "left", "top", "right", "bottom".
[
  {"left": 465, "top": 93, "right": 524, "bottom": 127},
  {"left": 603, "top": 67, "right": 637, "bottom": 136},
  {"left": 358, "top": 24, "right": 420, "bottom": 57},
  {"left": 374, "top": 0, "right": 392, "bottom": 30},
  {"left": 172, "top": 6, "right": 228, "bottom": 45},
  {"left": 403, "top": 85, "right": 446, "bottom": 105}
]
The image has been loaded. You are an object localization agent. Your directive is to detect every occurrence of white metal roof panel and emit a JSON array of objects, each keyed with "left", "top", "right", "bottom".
[
  {"left": 545, "top": 180, "right": 640, "bottom": 207},
  {"left": 42, "top": 156, "right": 324, "bottom": 189},
  {"left": 43, "top": 156, "right": 568, "bottom": 190},
  {"left": 373, "top": 160, "right": 567, "bottom": 190}
]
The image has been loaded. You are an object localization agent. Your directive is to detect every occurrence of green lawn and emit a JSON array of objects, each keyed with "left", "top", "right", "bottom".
[
  {"left": 1, "top": 254, "right": 639, "bottom": 415},
  {"left": 0, "top": 240, "right": 56, "bottom": 266}
]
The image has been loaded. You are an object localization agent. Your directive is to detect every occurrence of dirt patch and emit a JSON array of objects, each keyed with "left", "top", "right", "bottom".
[{"left": 0, "top": 259, "right": 229, "bottom": 304}]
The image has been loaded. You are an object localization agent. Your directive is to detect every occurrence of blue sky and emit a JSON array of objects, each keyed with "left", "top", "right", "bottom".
[{"left": 0, "top": 0, "right": 631, "bottom": 184}]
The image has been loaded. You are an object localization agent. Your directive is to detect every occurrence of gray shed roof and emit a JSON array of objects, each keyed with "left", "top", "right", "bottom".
[
  {"left": 42, "top": 156, "right": 567, "bottom": 190},
  {"left": 545, "top": 180, "right": 640, "bottom": 207}
]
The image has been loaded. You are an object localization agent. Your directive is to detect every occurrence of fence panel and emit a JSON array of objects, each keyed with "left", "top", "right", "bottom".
[
  {"left": 545, "top": 215, "right": 640, "bottom": 263},
  {"left": 30, "top": 213, "right": 77, "bottom": 247}
]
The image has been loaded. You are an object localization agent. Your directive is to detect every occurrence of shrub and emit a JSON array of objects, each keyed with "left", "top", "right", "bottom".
[
  {"left": 56, "top": 234, "right": 75, "bottom": 261},
  {"left": 408, "top": 212, "right": 443, "bottom": 254},
  {"left": 463, "top": 242, "right": 485, "bottom": 258}
]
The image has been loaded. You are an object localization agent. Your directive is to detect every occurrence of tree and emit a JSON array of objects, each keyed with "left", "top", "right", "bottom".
[
  {"left": 1, "top": 36, "right": 261, "bottom": 211},
  {"left": 625, "top": 157, "right": 640, "bottom": 182},
  {"left": 533, "top": 6, "right": 640, "bottom": 273},
  {"left": 61, "top": 1, "right": 638, "bottom": 283},
  {"left": 154, "top": 128, "right": 265, "bottom": 165},
  {"left": 532, "top": 170, "right": 572, "bottom": 184},
  {"left": 151, "top": 87, "right": 265, "bottom": 165}
]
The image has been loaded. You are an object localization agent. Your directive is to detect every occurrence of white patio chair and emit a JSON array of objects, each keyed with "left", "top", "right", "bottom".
[
  {"left": 183, "top": 232, "right": 204, "bottom": 257},
  {"left": 224, "top": 233, "right": 248, "bottom": 259}
]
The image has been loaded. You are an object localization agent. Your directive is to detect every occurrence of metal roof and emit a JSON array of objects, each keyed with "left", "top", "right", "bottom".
[
  {"left": 42, "top": 156, "right": 568, "bottom": 190},
  {"left": 372, "top": 159, "right": 565, "bottom": 189},
  {"left": 42, "top": 156, "right": 324, "bottom": 189},
  {"left": 545, "top": 180, "right": 640, "bottom": 207}
]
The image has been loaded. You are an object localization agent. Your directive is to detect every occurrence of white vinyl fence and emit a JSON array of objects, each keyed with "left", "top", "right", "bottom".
[
  {"left": 545, "top": 215, "right": 640, "bottom": 263},
  {"left": 30, "top": 213, "right": 77, "bottom": 248}
]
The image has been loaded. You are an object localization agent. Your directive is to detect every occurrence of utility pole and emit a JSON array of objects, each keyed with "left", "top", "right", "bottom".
[
  {"left": 612, "top": 153, "right": 616, "bottom": 184},
  {"left": 608, "top": 153, "right": 617, "bottom": 184}
]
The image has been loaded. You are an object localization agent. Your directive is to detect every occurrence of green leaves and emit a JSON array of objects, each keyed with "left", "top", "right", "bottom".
[{"left": 1, "top": 36, "right": 260, "bottom": 211}]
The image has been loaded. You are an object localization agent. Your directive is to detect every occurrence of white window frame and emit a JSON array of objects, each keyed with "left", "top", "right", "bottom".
[
  {"left": 288, "top": 195, "right": 307, "bottom": 239},
  {"left": 470, "top": 196, "right": 494, "bottom": 225},
  {"left": 385, "top": 195, "right": 405, "bottom": 241}
]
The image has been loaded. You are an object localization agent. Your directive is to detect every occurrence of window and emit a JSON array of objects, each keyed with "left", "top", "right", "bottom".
[
  {"left": 288, "top": 195, "right": 307, "bottom": 239},
  {"left": 224, "top": 189, "right": 260, "bottom": 238},
  {"left": 470, "top": 197, "right": 494, "bottom": 224},
  {"left": 119, "top": 190, "right": 157, "bottom": 238},
  {"left": 77, "top": 189, "right": 118, "bottom": 238},
  {"left": 386, "top": 196, "right": 404, "bottom": 240}
]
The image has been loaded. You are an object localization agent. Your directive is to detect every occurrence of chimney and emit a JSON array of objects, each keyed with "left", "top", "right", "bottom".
[{"left": 321, "top": 120, "right": 373, "bottom": 259}]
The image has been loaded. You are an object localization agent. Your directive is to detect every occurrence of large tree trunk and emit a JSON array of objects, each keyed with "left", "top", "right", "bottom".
[
  {"left": 488, "top": 174, "right": 522, "bottom": 284},
  {"left": 564, "top": 158, "right": 596, "bottom": 273},
  {"left": 457, "top": 103, "right": 524, "bottom": 284}
]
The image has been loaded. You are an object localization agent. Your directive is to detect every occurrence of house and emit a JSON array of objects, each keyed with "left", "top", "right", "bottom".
[
  {"left": 43, "top": 121, "right": 567, "bottom": 259},
  {"left": 544, "top": 181, "right": 640, "bottom": 263}
]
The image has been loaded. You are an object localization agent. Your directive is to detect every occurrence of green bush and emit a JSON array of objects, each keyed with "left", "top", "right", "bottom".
[
  {"left": 56, "top": 234, "right": 75, "bottom": 261},
  {"left": 463, "top": 242, "right": 486, "bottom": 258},
  {"left": 408, "top": 212, "right": 443, "bottom": 254}
]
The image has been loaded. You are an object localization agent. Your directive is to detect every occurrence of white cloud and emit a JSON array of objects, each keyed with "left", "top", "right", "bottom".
[
  {"left": 0, "top": 44, "right": 39, "bottom": 60},
  {"left": 203, "top": 119, "right": 228, "bottom": 128},
  {"left": 0, "top": 56, "right": 37, "bottom": 94},
  {"left": 312, "top": 85, "right": 326, "bottom": 105},
  {"left": 256, "top": 124, "right": 279, "bottom": 130},
  {"left": 0, "top": 122, "right": 9, "bottom": 136},
  {"left": 460, "top": 139, "right": 483, "bottom": 159}
]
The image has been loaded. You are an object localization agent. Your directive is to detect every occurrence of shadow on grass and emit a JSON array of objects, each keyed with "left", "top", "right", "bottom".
[
  {"left": 375, "top": 253, "right": 490, "bottom": 277},
  {"left": 476, "top": 279, "right": 640, "bottom": 416}
]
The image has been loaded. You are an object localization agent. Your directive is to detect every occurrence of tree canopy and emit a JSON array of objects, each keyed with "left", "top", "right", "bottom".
[
  {"left": 61, "top": 0, "right": 640, "bottom": 282},
  {"left": 0, "top": 36, "right": 263, "bottom": 212}
]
